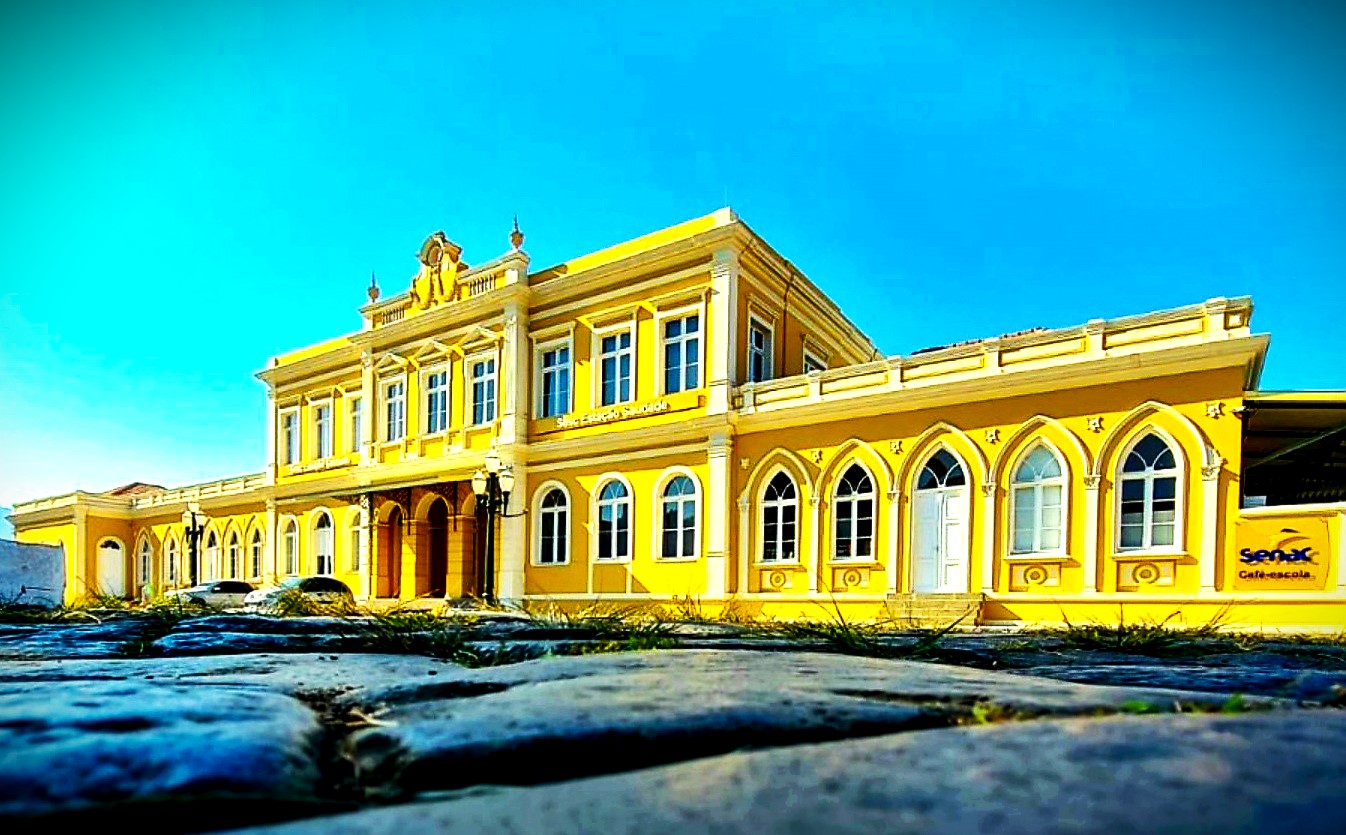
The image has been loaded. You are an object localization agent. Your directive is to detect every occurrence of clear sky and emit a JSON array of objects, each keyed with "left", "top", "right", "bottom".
[{"left": 1, "top": 0, "right": 1343, "bottom": 506}]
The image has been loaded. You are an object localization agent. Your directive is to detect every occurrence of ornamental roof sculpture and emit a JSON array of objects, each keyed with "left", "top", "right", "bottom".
[{"left": 409, "top": 231, "right": 468, "bottom": 311}]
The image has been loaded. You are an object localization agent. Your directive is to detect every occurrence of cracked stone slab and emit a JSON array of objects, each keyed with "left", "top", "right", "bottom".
[
  {"left": 0, "top": 619, "right": 162, "bottom": 660},
  {"left": 234, "top": 711, "right": 1346, "bottom": 835},
  {"left": 337, "top": 649, "right": 1265, "bottom": 796}
]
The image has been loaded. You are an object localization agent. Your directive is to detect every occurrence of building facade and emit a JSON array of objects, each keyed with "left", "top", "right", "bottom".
[{"left": 12, "top": 209, "right": 1346, "bottom": 628}]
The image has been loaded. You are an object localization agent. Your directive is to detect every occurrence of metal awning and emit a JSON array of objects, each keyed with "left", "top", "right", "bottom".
[{"left": 1242, "top": 391, "right": 1346, "bottom": 505}]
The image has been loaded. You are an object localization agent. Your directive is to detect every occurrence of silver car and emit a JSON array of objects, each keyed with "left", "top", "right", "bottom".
[
  {"left": 165, "top": 580, "right": 256, "bottom": 610},
  {"left": 243, "top": 576, "right": 355, "bottom": 612}
]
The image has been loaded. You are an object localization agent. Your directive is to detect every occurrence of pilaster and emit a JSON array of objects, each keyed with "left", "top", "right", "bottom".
[
  {"left": 498, "top": 459, "right": 527, "bottom": 602},
  {"left": 1083, "top": 475, "right": 1101, "bottom": 592},
  {"left": 708, "top": 248, "right": 740, "bottom": 414},
  {"left": 264, "top": 390, "right": 278, "bottom": 484},
  {"left": 358, "top": 494, "right": 373, "bottom": 600},
  {"left": 498, "top": 297, "right": 531, "bottom": 446},
  {"left": 265, "top": 499, "right": 277, "bottom": 581},
  {"left": 980, "top": 483, "right": 997, "bottom": 593},
  {"left": 705, "top": 433, "right": 733, "bottom": 598},
  {"left": 808, "top": 494, "right": 822, "bottom": 593},
  {"left": 1200, "top": 460, "right": 1223, "bottom": 593},
  {"left": 886, "top": 489, "right": 901, "bottom": 594},
  {"left": 399, "top": 520, "right": 420, "bottom": 600},
  {"left": 360, "top": 351, "right": 375, "bottom": 465}
]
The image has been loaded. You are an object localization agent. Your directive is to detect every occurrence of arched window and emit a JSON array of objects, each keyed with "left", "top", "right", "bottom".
[
  {"left": 538, "top": 488, "right": 568, "bottom": 565},
  {"left": 1119, "top": 433, "right": 1179, "bottom": 550},
  {"left": 315, "top": 513, "right": 334, "bottom": 575},
  {"left": 596, "top": 480, "right": 630, "bottom": 561},
  {"left": 761, "top": 471, "right": 798, "bottom": 562},
  {"left": 833, "top": 464, "right": 874, "bottom": 559},
  {"left": 137, "top": 538, "right": 152, "bottom": 590},
  {"left": 348, "top": 522, "right": 361, "bottom": 572},
  {"left": 660, "top": 476, "right": 697, "bottom": 559},
  {"left": 227, "top": 533, "right": 241, "bottom": 578},
  {"left": 918, "top": 449, "right": 966, "bottom": 489},
  {"left": 205, "top": 532, "right": 219, "bottom": 582},
  {"left": 250, "top": 530, "right": 263, "bottom": 579},
  {"left": 1011, "top": 446, "right": 1065, "bottom": 554},
  {"left": 165, "top": 539, "right": 179, "bottom": 587},
  {"left": 284, "top": 520, "right": 299, "bottom": 575}
]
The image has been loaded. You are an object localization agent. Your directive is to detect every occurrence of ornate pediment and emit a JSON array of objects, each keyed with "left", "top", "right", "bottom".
[{"left": 409, "top": 232, "right": 468, "bottom": 311}]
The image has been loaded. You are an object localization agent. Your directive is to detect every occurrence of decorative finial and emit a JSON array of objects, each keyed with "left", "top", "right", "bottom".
[
  {"left": 510, "top": 215, "right": 524, "bottom": 250},
  {"left": 367, "top": 271, "right": 380, "bottom": 303}
]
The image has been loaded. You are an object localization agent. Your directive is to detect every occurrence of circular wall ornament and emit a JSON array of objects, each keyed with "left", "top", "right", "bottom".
[
  {"left": 840, "top": 568, "right": 863, "bottom": 588},
  {"left": 1133, "top": 563, "right": 1161, "bottom": 584},
  {"left": 1023, "top": 565, "right": 1049, "bottom": 585},
  {"left": 768, "top": 570, "right": 788, "bottom": 590}
]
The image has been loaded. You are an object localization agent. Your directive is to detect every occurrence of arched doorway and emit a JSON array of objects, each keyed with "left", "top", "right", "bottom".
[
  {"left": 425, "top": 498, "right": 449, "bottom": 598},
  {"left": 913, "top": 448, "right": 970, "bottom": 593},
  {"left": 377, "top": 505, "right": 403, "bottom": 598},
  {"left": 96, "top": 539, "right": 127, "bottom": 598}
]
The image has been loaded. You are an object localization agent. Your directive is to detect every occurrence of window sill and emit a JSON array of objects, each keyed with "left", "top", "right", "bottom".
[
  {"left": 593, "top": 557, "right": 632, "bottom": 565},
  {"left": 656, "top": 556, "right": 700, "bottom": 563},
  {"left": 1004, "top": 553, "right": 1071, "bottom": 563},
  {"left": 828, "top": 558, "right": 881, "bottom": 566},
  {"left": 1112, "top": 550, "right": 1188, "bottom": 561},
  {"left": 754, "top": 560, "right": 803, "bottom": 568},
  {"left": 531, "top": 560, "right": 571, "bottom": 568}
]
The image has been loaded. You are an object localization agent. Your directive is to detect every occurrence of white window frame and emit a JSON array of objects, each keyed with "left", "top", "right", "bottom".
[
  {"left": 249, "top": 530, "right": 264, "bottom": 579},
  {"left": 531, "top": 481, "right": 572, "bottom": 566},
  {"left": 656, "top": 304, "right": 705, "bottom": 396},
  {"left": 165, "top": 537, "right": 179, "bottom": 587},
  {"left": 348, "top": 514, "right": 362, "bottom": 572},
  {"left": 593, "top": 322, "right": 636, "bottom": 407},
  {"left": 283, "top": 518, "right": 300, "bottom": 575},
  {"left": 314, "top": 511, "right": 334, "bottom": 575},
  {"left": 1008, "top": 442, "right": 1069, "bottom": 557},
  {"left": 347, "top": 396, "right": 363, "bottom": 454},
  {"left": 467, "top": 351, "right": 498, "bottom": 426},
  {"left": 136, "top": 537, "right": 152, "bottom": 590},
  {"left": 279, "top": 407, "right": 300, "bottom": 465},
  {"left": 1115, "top": 428, "right": 1186, "bottom": 555},
  {"left": 803, "top": 349, "right": 828, "bottom": 374},
  {"left": 312, "top": 399, "right": 333, "bottom": 459},
  {"left": 534, "top": 337, "right": 574, "bottom": 419},
  {"left": 422, "top": 364, "right": 450, "bottom": 435},
  {"left": 832, "top": 462, "right": 876, "bottom": 562},
  {"left": 591, "top": 473, "right": 634, "bottom": 563},
  {"left": 747, "top": 315, "right": 775, "bottom": 384},
  {"left": 758, "top": 468, "right": 800, "bottom": 564},
  {"left": 653, "top": 467, "right": 701, "bottom": 561},
  {"left": 204, "top": 531, "right": 219, "bottom": 582},
  {"left": 381, "top": 376, "right": 407, "bottom": 443}
]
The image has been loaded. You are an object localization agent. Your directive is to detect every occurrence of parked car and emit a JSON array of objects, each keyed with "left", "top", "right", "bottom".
[
  {"left": 243, "top": 576, "right": 355, "bottom": 612},
  {"left": 164, "top": 580, "right": 256, "bottom": 610}
]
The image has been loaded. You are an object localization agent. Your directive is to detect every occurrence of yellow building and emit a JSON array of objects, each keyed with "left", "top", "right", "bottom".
[{"left": 12, "top": 209, "right": 1346, "bottom": 629}]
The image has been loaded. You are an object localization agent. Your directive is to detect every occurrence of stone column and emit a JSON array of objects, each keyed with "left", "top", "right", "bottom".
[
  {"left": 265, "top": 389, "right": 278, "bottom": 484},
  {"left": 399, "top": 520, "right": 419, "bottom": 601},
  {"left": 705, "top": 433, "right": 733, "bottom": 598},
  {"left": 737, "top": 495, "right": 751, "bottom": 595},
  {"left": 359, "top": 494, "right": 373, "bottom": 600},
  {"left": 708, "top": 248, "right": 740, "bottom": 414},
  {"left": 1083, "top": 475, "right": 1101, "bottom": 593}
]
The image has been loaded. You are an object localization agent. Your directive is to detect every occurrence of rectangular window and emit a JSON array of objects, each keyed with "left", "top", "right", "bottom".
[
  {"left": 540, "top": 345, "right": 571, "bottom": 418},
  {"left": 804, "top": 352, "right": 827, "bottom": 374},
  {"left": 600, "top": 330, "right": 633, "bottom": 406},
  {"left": 471, "top": 358, "right": 497, "bottom": 425},
  {"left": 384, "top": 380, "right": 406, "bottom": 442},
  {"left": 748, "top": 319, "right": 773, "bottom": 383},
  {"left": 425, "top": 368, "right": 449, "bottom": 433},
  {"left": 280, "top": 410, "right": 299, "bottom": 465},
  {"left": 314, "top": 403, "right": 332, "bottom": 459},
  {"left": 348, "top": 397, "right": 363, "bottom": 453},
  {"left": 663, "top": 313, "right": 700, "bottom": 394},
  {"left": 349, "top": 527, "right": 361, "bottom": 571}
]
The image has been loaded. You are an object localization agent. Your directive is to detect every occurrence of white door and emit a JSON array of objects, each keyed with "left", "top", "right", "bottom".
[
  {"left": 97, "top": 542, "right": 127, "bottom": 598},
  {"left": 913, "top": 487, "right": 969, "bottom": 592}
]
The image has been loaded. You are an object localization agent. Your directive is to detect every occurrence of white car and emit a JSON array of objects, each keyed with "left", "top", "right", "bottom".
[
  {"left": 164, "top": 580, "right": 256, "bottom": 610},
  {"left": 243, "top": 576, "right": 355, "bottom": 612}
]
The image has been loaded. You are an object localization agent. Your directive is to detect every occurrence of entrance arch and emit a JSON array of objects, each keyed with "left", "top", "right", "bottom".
[
  {"left": 424, "top": 498, "right": 449, "bottom": 598},
  {"left": 912, "top": 448, "right": 971, "bottom": 593},
  {"left": 96, "top": 538, "right": 127, "bottom": 598}
]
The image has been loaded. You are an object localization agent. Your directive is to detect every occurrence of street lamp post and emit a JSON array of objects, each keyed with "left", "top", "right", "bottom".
[
  {"left": 181, "top": 501, "right": 206, "bottom": 587},
  {"left": 471, "top": 451, "right": 515, "bottom": 603}
]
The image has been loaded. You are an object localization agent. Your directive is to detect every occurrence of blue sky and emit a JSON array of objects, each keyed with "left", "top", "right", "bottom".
[{"left": 1, "top": 0, "right": 1343, "bottom": 505}]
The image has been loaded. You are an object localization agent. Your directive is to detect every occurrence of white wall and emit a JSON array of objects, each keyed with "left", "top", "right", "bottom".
[{"left": 0, "top": 539, "right": 65, "bottom": 609}]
